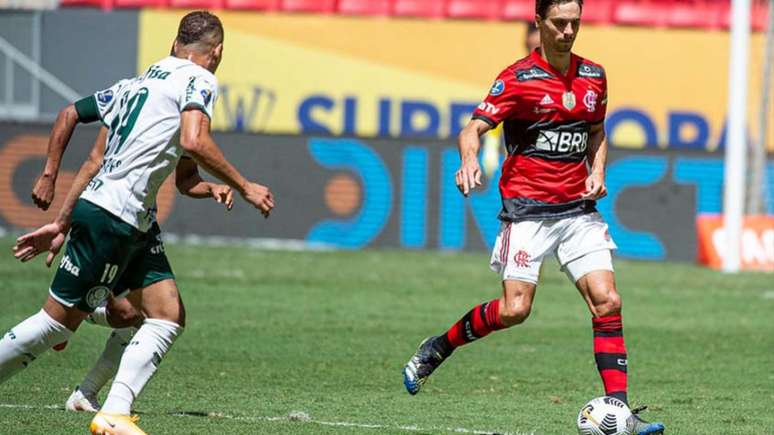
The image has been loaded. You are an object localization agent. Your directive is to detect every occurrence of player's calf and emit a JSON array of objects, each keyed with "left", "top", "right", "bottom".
[{"left": 0, "top": 306, "right": 77, "bottom": 384}]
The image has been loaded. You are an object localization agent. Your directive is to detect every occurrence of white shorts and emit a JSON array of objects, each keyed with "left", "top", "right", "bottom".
[{"left": 489, "top": 212, "right": 617, "bottom": 285}]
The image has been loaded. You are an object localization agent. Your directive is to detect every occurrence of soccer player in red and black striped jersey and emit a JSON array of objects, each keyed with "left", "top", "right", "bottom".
[{"left": 402, "top": 1, "right": 664, "bottom": 433}]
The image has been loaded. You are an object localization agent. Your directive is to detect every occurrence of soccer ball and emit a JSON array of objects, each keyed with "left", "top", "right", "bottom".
[{"left": 576, "top": 396, "right": 633, "bottom": 435}]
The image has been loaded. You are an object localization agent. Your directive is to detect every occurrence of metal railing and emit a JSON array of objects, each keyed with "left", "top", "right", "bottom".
[{"left": 0, "top": 13, "right": 79, "bottom": 122}]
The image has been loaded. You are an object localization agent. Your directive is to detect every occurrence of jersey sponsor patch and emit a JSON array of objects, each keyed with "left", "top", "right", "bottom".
[
  {"left": 577, "top": 63, "right": 604, "bottom": 78},
  {"left": 477, "top": 102, "right": 500, "bottom": 115},
  {"left": 200, "top": 89, "right": 213, "bottom": 105},
  {"left": 489, "top": 79, "right": 505, "bottom": 96},
  {"left": 96, "top": 90, "right": 114, "bottom": 106},
  {"left": 515, "top": 66, "right": 553, "bottom": 82},
  {"left": 535, "top": 130, "right": 589, "bottom": 153}
]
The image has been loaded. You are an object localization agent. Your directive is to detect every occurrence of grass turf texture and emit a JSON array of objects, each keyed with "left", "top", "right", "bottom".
[{"left": 0, "top": 237, "right": 772, "bottom": 434}]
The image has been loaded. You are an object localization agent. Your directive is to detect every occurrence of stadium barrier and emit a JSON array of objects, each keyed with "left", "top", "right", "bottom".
[
  {"left": 0, "top": 9, "right": 771, "bottom": 152},
  {"left": 1, "top": 122, "right": 772, "bottom": 264}
]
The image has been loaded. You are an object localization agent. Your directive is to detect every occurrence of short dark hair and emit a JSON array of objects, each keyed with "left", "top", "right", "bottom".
[
  {"left": 176, "top": 11, "right": 223, "bottom": 47},
  {"left": 535, "top": 0, "right": 583, "bottom": 18}
]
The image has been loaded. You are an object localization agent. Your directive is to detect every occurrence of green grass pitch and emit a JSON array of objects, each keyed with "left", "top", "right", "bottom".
[{"left": 0, "top": 238, "right": 772, "bottom": 434}]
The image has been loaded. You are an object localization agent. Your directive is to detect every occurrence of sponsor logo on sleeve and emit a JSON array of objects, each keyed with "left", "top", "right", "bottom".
[
  {"left": 489, "top": 79, "right": 505, "bottom": 96},
  {"left": 477, "top": 102, "right": 500, "bottom": 115},
  {"left": 200, "top": 89, "right": 213, "bottom": 106},
  {"left": 96, "top": 90, "right": 114, "bottom": 106}
]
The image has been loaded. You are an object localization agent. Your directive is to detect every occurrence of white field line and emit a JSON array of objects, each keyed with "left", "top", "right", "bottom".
[{"left": 0, "top": 403, "right": 535, "bottom": 435}]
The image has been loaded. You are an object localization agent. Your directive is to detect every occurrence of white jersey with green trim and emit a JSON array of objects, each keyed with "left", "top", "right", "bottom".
[{"left": 80, "top": 56, "right": 218, "bottom": 232}]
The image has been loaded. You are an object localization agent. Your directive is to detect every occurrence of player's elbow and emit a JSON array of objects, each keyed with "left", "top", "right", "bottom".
[
  {"left": 179, "top": 135, "right": 202, "bottom": 155},
  {"left": 58, "top": 104, "right": 79, "bottom": 125}
]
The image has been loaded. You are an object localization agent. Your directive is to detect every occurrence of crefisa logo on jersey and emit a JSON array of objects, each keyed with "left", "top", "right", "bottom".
[
  {"left": 96, "top": 90, "right": 113, "bottom": 106},
  {"left": 489, "top": 79, "right": 505, "bottom": 96},
  {"left": 583, "top": 90, "right": 598, "bottom": 112}
]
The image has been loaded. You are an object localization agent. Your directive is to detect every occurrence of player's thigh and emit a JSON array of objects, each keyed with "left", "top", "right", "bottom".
[
  {"left": 128, "top": 279, "right": 185, "bottom": 327},
  {"left": 490, "top": 219, "right": 558, "bottom": 285},
  {"left": 117, "top": 223, "right": 176, "bottom": 299},
  {"left": 49, "top": 200, "right": 145, "bottom": 313},
  {"left": 570, "top": 254, "right": 621, "bottom": 317},
  {"left": 555, "top": 212, "right": 617, "bottom": 275},
  {"left": 500, "top": 279, "right": 538, "bottom": 324}
]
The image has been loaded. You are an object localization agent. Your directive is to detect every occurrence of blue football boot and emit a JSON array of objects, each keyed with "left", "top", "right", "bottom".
[
  {"left": 628, "top": 406, "right": 665, "bottom": 435},
  {"left": 402, "top": 336, "right": 448, "bottom": 395}
]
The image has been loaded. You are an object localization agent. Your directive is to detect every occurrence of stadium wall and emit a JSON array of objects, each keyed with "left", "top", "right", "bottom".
[
  {"left": 2, "top": 123, "right": 773, "bottom": 262},
  {"left": 0, "top": 9, "right": 771, "bottom": 151}
]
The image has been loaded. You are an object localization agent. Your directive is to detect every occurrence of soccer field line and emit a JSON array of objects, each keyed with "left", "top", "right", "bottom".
[{"left": 0, "top": 402, "right": 534, "bottom": 435}]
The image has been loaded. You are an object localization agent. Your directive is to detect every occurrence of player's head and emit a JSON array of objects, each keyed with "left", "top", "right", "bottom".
[
  {"left": 534, "top": 0, "right": 583, "bottom": 54},
  {"left": 525, "top": 22, "right": 541, "bottom": 53},
  {"left": 173, "top": 11, "right": 224, "bottom": 73}
]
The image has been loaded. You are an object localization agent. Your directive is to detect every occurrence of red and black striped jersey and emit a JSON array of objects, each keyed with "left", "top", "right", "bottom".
[{"left": 472, "top": 49, "right": 608, "bottom": 221}]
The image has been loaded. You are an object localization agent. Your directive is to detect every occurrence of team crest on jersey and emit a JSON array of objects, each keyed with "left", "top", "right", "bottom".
[
  {"left": 85, "top": 286, "right": 110, "bottom": 309},
  {"left": 96, "top": 90, "right": 114, "bottom": 106},
  {"left": 515, "top": 66, "right": 553, "bottom": 82},
  {"left": 583, "top": 90, "right": 598, "bottom": 112},
  {"left": 577, "top": 63, "right": 604, "bottom": 78},
  {"left": 489, "top": 79, "right": 505, "bottom": 96}
]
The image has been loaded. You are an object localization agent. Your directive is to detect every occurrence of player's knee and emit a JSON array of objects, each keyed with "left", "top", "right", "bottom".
[
  {"left": 106, "top": 305, "right": 143, "bottom": 329},
  {"left": 500, "top": 301, "right": 532, "bottom": 327},
  {"left": 596, "top": 291, "right": 622, "bottom": 317}
]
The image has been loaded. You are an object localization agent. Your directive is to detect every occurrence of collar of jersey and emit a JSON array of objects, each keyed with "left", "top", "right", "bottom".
[{"left": 529, "top": 48, "right": 578, "bottom": 85}]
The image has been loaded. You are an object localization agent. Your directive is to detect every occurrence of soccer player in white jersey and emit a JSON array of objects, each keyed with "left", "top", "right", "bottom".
[
  {"left": 24, "top": 126, "right": 234, "bottom": 414},
  {"left": 1, "top": 11, "right": 273, "bottom": 434}
]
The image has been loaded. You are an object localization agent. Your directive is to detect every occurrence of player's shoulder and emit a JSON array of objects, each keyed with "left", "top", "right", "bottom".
[
  {"left": 157, "top": 56, "right": 218, "bottom": 85},
  {"left": 502, "top": 53, "right": 553, "bottom": 83},
  {"left": 573, "top": 53, "right": 606, "bottom": 80}
]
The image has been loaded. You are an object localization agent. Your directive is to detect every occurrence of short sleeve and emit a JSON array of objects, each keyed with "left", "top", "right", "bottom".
[
  {"left": 471, "top": 67, "right": 519, "bottom": 127},
  {"left": 593, "top": 76, "right": 608, "bottom": 124},
  {"left": 74, "top": 79, "right": 128, "bottom": 124},
  {"left": 180, "top": 70, "right": 219, "bottom": 120}
]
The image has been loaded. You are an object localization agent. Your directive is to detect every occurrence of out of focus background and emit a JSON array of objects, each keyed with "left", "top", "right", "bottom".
[{"left": 0, "top": 0, "right": 771, "bottom": 271}]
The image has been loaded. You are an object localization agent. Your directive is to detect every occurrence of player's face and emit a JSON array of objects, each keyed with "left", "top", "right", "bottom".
[{"left": 538, "top": 2, "right": 582, "bottom": 53}]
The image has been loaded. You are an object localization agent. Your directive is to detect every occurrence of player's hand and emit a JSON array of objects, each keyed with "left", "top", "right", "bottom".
[
  {"left": 31, "top": 174, "right": 56, "bottom": 211},
  {"left": 581, "top": 172, "right": 607, "bottom": 200},
  {"left": 455, "top": 158, "right": 483, "bottom": 197},
  {"left": 11, "top": 222, "right": 67, "bottom": 267},
  {"left": 240, "top": 182, "right": 274, "bottom": 218},
  {"left": 211, "top": 184, "right": 234, "bottom": 211}
]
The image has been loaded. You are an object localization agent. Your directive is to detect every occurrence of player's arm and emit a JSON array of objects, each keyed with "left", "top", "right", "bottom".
[
  {"left": 13, "top": 128, "right": 107, "bottom": 266},
  {"left": 175, "top": 156, "right": 233, "bottom": 210},
  {"left": 456, "top": 119, "right": 494, "bottom": 196},
  {"left": 31, "top": 104, "right": 82, "bottom": 210},
  {"left": 581, "top": 121, "right": 608, "bottom": 200},
  {"left": 178, "top": 110, "right": 273, "bottom": 216}
]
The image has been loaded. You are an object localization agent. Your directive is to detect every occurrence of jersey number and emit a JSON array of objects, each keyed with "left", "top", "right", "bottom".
[
  {"left": 100, "top": 263, "right": 119, "bottom": 284},
  {"left": 107, "top": 87, "right": 149, "bottom": 156}
]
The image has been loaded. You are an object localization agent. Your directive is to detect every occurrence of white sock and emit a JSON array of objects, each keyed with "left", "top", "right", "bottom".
[
  {"left": 101, "top": 319, "right": 182, "bottom": 415},
  {"left": 86, "top": 306, "right": 111, "bottom": 328},
  {"left": 0, "top": 309, "right": 73, "bottom": 384},
  {"left": 79, "top": 328, "right": 136, "bottom": 397}
]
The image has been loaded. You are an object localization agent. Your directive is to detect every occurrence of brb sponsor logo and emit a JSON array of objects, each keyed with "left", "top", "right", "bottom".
[{"left": 535, "top": 130, "right": 589, "bottom": 153}]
